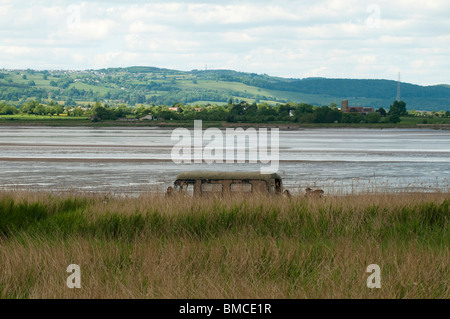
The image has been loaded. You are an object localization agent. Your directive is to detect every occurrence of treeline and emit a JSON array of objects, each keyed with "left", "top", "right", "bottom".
[
  {"left": 220, "top": 101, "right": 402, "bottom": 124},
  {"left": 138, "top": 100, "right": 415, "bottom": 124},
  {"left": 3, "top": 99, "right": 439, "bottom": 125},
  {"left": 1, "top": 100, "right": 64, "bottom": 116}
]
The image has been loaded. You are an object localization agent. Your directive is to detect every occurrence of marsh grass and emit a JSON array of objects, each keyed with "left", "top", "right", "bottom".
[{"left": 0, "top": 191, "right": 448, "bottom": 298}]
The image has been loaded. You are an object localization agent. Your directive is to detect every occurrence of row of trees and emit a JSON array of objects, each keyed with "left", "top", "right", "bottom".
[
  {"left": 4, "top": 99, "right": 449, "bottom": 124},
  {"left": 18, "top": 100, "right": 65, "bottom": 116},
  {"left": 87, "top": 100, "right": 405, "bottom": 124},
  {"left": 0, "top": 102, "right": 19, "bottom": 115}
]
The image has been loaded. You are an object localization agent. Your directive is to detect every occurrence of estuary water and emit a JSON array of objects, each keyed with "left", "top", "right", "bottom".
[{"left": 0, "top": 126, "right": 449, "bottom": 195}]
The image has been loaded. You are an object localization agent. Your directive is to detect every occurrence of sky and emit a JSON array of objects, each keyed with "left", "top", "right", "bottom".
[{"left": 0, "top": 0, "right": 449, "bottom": 86}]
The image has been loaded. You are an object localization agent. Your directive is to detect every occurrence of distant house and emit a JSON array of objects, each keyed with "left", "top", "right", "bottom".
[
  {"left": 139, "top": 114, "right": 155, "bottom": 121},
  {"left": 168, "top": 107, "right": 179, "bottom": 112},
  {"left": 340, "top": 100, "right": 374, "bottom": 114},
  {"left": 195, "top": 108, "right": 202, "bottom": 112}
]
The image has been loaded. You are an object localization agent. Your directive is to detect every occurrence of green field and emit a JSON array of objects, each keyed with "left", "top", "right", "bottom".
[
  {"left": 1, "top": 115, "right": 449, "bottom": 129},
  {"left": 187, "top": 101, "right": 228, "bottom": 106},
  {"left": 400, "top": 116, "right": 450, "bottom": 125},
  {"left": 177, "top": 80, "right": 354, "bottom": 105},
  {"left": 2, "top": 67, "right": 450, "bottom": 111},
  {"left": 0, "top": 114, "right": 88, "bottom": 121},
  {"left": 70, "top": 82, "right": 118, "bottom": 95}
]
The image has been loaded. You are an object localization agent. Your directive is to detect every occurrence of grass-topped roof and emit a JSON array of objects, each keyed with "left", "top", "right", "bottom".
[{"left": 175, "top": 171, "right": 281, "bottom": 182}]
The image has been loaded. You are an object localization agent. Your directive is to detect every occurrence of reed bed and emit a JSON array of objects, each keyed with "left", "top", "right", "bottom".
[{"left": 0, "top": 190, "right": 448, "bottom": 299}]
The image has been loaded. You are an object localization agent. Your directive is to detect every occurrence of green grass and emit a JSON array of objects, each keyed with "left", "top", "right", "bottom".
[
  {"left": 1, "top": 116, "right": 448, "bottom": 129},
  {"left": 400, "top": 116, "right": 450, "bottom": 125},
  {"left": 0, "top": 191, "right": 448, "bottom": 298},
  {"left": 0, "top": 192, "right": 447, "bottom": 243},
  {"left": 70, "top": 82, "right": 117, "bottom": 95},
  {"left": 188, "top": 101, "right": 228, "bottom": 106},
  {"left": 0, "top": 115, "right": 88, "bottom": 121},
  {"left": 178, "top": 80, "right": 262, "bottom": 94},
  {"left": 177, "top": 80, "right": 333, "bottom": 105},
  {"left": 173, "top": 79, "right": 395, "bottom": 107}
]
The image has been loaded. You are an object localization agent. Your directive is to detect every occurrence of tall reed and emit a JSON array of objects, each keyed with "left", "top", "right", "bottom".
[{"left": 0, "top": 191, "right": 448, "bottom": 298}]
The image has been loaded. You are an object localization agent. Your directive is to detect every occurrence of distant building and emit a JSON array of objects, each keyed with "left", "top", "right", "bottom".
[
  {"left": 168, "top": 107, "right": 179, "bottom": 112},
  {"left": 139, "top": 115, "right": 155, "bottom": 121},
  {"left": 341, "top": 100, "right": 374, "bottom": 114}
]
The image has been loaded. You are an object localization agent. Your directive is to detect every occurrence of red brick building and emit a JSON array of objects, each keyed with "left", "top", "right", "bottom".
[{"left": 341, "top": 100, "right": 374, "bottom": 114}]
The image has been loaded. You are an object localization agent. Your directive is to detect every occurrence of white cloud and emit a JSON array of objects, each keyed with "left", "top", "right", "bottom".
[
  {"left": 0, "top": 0, "right": 449, "bottom": 85},
  {"left": 128, "top": 21, "right": 172, "bottom": 34},
  {"left": 66, "top": 19, "right": 118, "bottom": 41},
  {"left": 0, "top": 46, "right": 34, "bottom": 55}
]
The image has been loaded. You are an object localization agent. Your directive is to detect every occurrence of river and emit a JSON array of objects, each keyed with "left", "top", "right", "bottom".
[{"left": 0, "top": 126, "right": 448, "bottom": 195}]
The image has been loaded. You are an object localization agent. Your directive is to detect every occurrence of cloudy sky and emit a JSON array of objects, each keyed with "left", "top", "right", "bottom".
[{"left": 0, "top": 0, "right": 449, "bottom": 85}]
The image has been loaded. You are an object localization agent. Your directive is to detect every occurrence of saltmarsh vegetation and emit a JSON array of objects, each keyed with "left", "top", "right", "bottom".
[{"left": 0, "top": 191, "right": 448, "bottom": 299}]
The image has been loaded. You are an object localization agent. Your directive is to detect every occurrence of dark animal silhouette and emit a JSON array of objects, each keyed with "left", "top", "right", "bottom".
[
  {"left": 166, "top": 186, "right": 174, "bottom": 197},
  {"left": 305, "top": 187, "right": 324, "bottom": 197}
]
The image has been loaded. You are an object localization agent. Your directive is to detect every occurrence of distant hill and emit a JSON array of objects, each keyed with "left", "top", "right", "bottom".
[{"left": 0, "top": 66, "right": 449, "bottom": 111}]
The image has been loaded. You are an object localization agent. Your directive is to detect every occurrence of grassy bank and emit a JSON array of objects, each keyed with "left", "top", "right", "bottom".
[
  {"left": 1, "top": 115, "right": 450, "bottom": 129},
  {"left": 0, "top": 191, "right": 448, "bottom": 298}
]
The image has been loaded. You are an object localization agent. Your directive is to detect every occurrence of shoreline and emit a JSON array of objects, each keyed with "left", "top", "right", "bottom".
[{"left": 1, "top": 120, "right": 449, "bottom": 130}]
